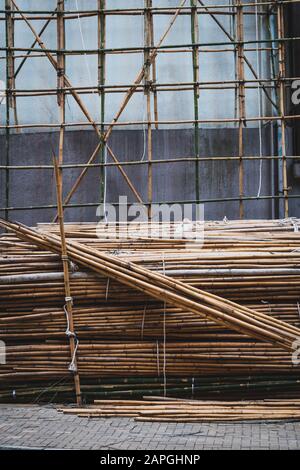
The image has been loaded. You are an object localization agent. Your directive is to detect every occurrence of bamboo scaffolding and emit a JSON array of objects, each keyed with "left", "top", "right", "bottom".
[
  {"left": 53, "top": 0, "right": 188, "bottom": 217},
  {"left": 9, "top": 0, "right": 143, "bottom": 210}
]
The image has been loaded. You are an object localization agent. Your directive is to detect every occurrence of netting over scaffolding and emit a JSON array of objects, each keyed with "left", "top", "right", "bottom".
[{"left": 0, "top": 0, "right": 299, "bottom": 222}]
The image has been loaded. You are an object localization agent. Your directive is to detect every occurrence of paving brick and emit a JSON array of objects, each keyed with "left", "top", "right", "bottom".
[{"left": 0, "top": 405, "right": 299, "bottom": 449}]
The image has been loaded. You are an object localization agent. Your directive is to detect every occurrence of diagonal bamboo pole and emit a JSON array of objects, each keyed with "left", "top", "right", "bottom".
[{"left": 14, "top": 8, "right": 57, "bottom": 79}]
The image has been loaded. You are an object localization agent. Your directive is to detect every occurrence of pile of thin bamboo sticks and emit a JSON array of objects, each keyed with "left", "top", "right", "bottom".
[
  {"left": 58, "top": 398, "right": 300, "bottom": 422},
  {"left": 0, "top": 219, "right": 300, "bottom": 404}
]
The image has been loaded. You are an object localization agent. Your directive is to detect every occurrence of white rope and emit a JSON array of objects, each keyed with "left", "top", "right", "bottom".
[
  {"left": 297, "top": 302, "right": 300, "bottom": 319},
  {"left": 255, "top": 0, "right": 264, "bottom": 198},
  {"left": 63, "top": 299, "right": 75, "bottom": 338},
  {"left": 68, "top": 336, "right": 79, "bottom": 373},
  {"left": 63, "top": 297, "right": 79, "bottom": 373},
  {"left": 280, "top": 217, "right": 300, "bottom": 232},
  {"left": 75, "top": 0, "right": 95, "bottom": 92}
]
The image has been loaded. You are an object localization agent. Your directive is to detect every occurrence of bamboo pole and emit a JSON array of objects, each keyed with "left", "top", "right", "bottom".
[
  {"left": 145, "top": 0, "right": 153, "bottom": 219},
  {"left": 236, "top": 0, "right": 246, "bottom": 219},
  {"left": 4, "top": 0, "right": 11, "bottom": 221},
  {"left": 57, "top": 0, "right": 65, "bottom": 167},
  {"left": 149, "top": 1, "right": 159, "bottom": 129},
  {"left": 98, "top": 0, "right": 106, "bottom": 205},
  {"left": 277, "top": 2, "right": 289, "bottom": 218},
  {"left": 191, "top": 0, "right": 200, "bottom": 207},
  {"left": 53, "top": 156, "right": 82, "bottom": 405},
  {"left": 5, "top": 0, "right": 18, "bottom": 129}
]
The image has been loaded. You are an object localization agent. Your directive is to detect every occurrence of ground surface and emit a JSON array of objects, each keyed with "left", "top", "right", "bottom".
[{"left": 0, "top": 405, "right": 300, "bottom": 450}]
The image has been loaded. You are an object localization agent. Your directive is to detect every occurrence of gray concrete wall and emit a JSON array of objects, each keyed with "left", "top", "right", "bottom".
[{"left": 2, "top": 126, "right": 298, "bottom": 226}]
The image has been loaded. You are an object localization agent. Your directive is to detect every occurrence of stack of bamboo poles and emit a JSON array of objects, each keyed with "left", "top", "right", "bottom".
[
  {"left": 58, "top": 398, "right": 300, "bottom": 422},
  {"left": 0, "top": 303, "right": 299, "bottom": 342},
  {"left": 0, "top": 219, "right": 300, "bottom": 404},
  {"left": 1, "top": 219, "right": 300, "bottom": 350}
]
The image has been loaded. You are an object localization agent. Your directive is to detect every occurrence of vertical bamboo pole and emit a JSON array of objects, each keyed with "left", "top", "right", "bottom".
[
  {"left": 149, "top": 1, "right": 158, "bottom": 129},
  {"left": 57, "top": 0, "right": 65, "bottom": 166},
  {"left": 55, "top": 3, "right": 81, "bottom": 404},
  {"left": 190, "top": 0, "right": 200, "bottom": 208},
  {"left": 6, "top": 0, "right": 18, "bottom": 128},
  {"left": 277, "top": 2, "right": 289, "bottom": 218},
  {"left": 236, "top": 0, "right": 246, "bottom": 219},
  {"left": 4, "top": 0, "right": 11, "bottom": 221},
  {"left": 53, "top": 156, "right": 82, "bottom": 406},
  {"left": 267, "top": 6, "right": 278, "bottom": 218},
  {"left": 98, "top": 0, "right": 106, "bottom": 204},
  {"left": 55, "top": 1, "right": 81, "bottom": 403},
  {"left": 145, "top": 0, "right": 153, "bottom": 219}
]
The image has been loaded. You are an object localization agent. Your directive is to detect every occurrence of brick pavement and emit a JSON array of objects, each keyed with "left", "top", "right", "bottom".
[{"left": 0, "top": 405, "right": 299, "bottom": 450}]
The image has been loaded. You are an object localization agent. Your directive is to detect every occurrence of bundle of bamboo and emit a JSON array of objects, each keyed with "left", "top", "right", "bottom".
[
  {"left": 1, "top": 219, "right": 300, "bottom": 351},
  {"left": 58, "top": 398, "right": 300, "bottom": 422},
  {"left": 0, "top": 218, "right": 300, "bottom": 405}
]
